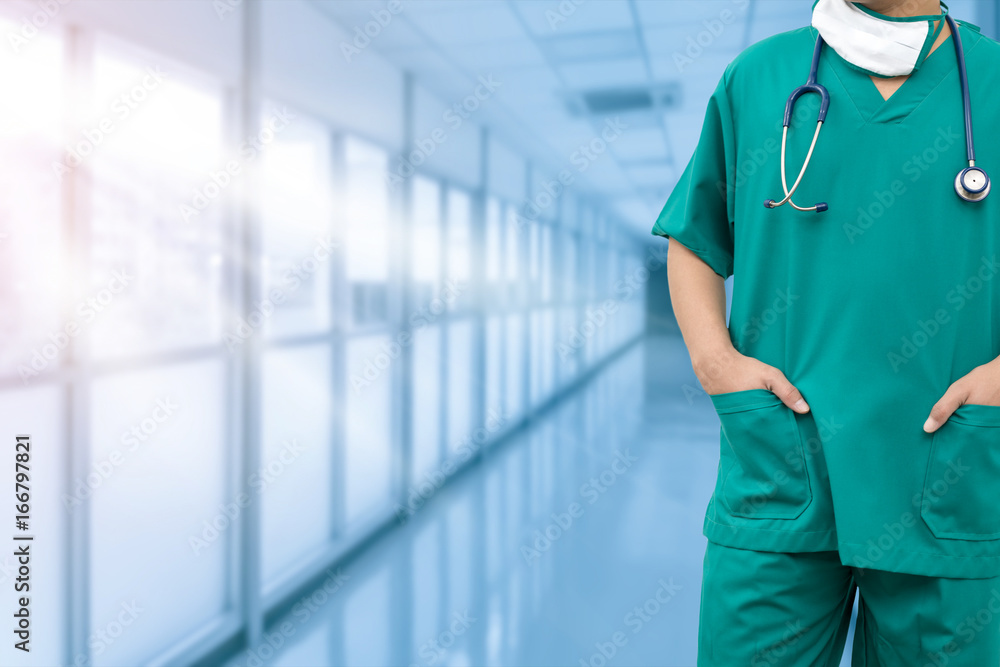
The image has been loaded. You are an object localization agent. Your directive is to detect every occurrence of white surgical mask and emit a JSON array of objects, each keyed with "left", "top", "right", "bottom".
[{"left": 811, "top": 0, "right": 948, "bottom": 77}]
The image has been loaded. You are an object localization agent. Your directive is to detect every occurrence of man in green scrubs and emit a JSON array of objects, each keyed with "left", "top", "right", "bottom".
[{"left": 656, "top": 0, "right": 1000, "bottom": 664}]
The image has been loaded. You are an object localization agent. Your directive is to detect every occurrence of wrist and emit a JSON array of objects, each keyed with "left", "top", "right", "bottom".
[{"left": 690, "top": 342, "right": 739, "bottom": 379}]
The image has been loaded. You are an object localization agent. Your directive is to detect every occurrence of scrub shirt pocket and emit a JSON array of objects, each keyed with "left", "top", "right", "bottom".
[
  {"left": 921, "top": 404, "right": 1000, "bottom": 541},
  {"left": 710, "top": 389, "right": 812, "bottom": 520}
]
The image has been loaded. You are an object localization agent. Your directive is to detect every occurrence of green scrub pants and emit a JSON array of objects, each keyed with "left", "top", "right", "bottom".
[{"left": 698, "top": 542, "right": 1000, "bottom": 666}]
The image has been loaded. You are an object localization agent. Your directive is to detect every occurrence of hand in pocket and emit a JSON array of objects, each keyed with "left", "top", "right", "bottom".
[
  {"left": 695, "top": 347, "right": 810, "bottom": 414},
  {"left": 924, "top": 359, "right": 1000, "bottom": 433}
]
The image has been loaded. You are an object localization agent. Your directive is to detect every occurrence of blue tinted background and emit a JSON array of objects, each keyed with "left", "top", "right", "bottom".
[{"left": 0, "top": 1, "right": 989, "bottom": 666}]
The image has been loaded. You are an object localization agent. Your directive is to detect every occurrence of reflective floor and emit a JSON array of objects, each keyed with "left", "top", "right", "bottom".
[{"left": 222, "top": 335, "right": 851, "bottom": 667}]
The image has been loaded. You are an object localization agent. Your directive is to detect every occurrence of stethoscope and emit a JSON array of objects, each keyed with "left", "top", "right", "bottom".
[{"left": 765, "top": 14, "right": 989, "bottom": 213}]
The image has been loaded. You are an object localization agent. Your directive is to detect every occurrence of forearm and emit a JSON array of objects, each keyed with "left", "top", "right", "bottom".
[
  {"left": 666, "top": 239, "right": 735, "bottom": 373},
  {"left": 666, "top": 239, "right": 808, "bottom": 410}
]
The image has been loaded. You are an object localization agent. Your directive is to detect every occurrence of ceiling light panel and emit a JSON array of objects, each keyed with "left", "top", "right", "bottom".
[{"left": 543, "top": 30, "right": 641, "bottom": 62}]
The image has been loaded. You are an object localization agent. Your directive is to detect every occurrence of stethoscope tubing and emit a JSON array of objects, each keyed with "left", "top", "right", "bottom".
[
  {"left": 766, "top": 12, "right": 985, "bottom": 211},
  {"left": 770, "top": 122, "right": 824, "bottom": 211},
  {"left": 947, "top": 13, "right": 976, "bottom": 167},
  {"left": 765, "top": 37, "right": 830, "bottom": 212}
]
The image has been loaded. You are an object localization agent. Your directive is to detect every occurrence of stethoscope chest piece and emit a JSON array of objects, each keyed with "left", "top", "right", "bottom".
[{"left": 956, "top": 166, "right": 990, "bottom": 202}]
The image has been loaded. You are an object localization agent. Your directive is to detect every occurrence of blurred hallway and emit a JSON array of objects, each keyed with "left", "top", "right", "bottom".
[
  {"left": 221, "top": 335, "right": 717, "bottom": 667},
  {"left": 1, "top": 1, "right": 985, "bottom": 664}
]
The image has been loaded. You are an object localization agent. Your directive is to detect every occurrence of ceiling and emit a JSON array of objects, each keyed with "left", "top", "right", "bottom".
[{"left": 311, "top": 0, "right": 980, "bottom": 238}]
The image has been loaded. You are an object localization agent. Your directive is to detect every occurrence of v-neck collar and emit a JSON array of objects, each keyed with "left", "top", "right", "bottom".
[{"left": 823, "top": 23, "right": 975, "bottom": 125}]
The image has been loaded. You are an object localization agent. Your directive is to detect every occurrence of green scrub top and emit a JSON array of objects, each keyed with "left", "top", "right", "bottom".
[{"left": 654, "top": 21, "right": 1000, "bottom": 579}]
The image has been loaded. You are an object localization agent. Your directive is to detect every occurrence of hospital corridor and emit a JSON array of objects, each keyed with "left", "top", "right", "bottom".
[
  {"left": 215, "top": 337, "right": 712, "bottom": 667},
  {"left": 2, "top": 0, "right": 999, "bottom": 666}
]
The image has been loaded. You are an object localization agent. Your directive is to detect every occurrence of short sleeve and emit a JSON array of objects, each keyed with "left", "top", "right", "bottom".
[{"left": 651, "top": 72, "right": 735, "bottom": 280}]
